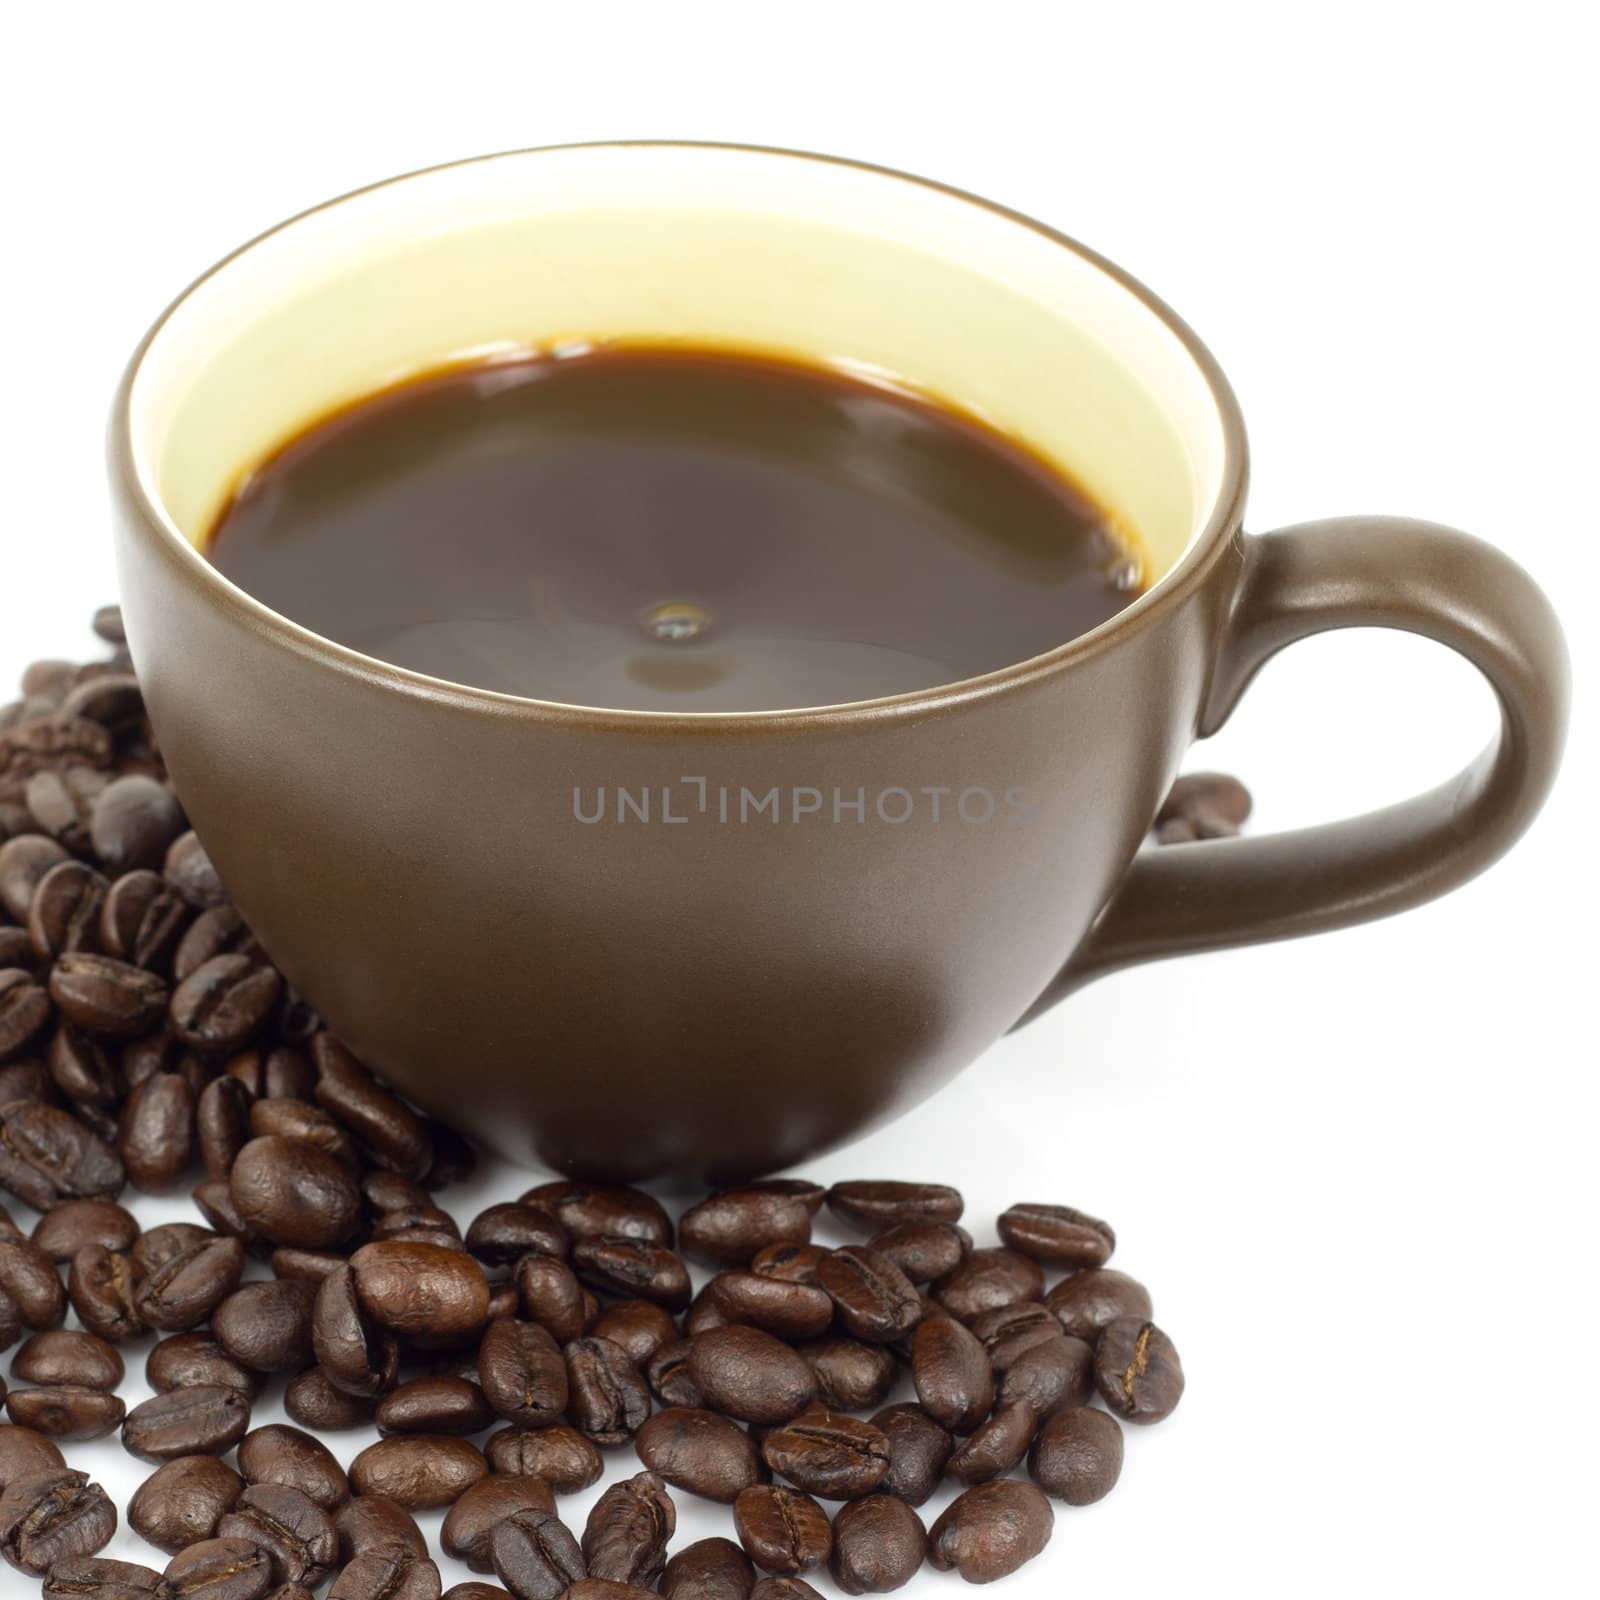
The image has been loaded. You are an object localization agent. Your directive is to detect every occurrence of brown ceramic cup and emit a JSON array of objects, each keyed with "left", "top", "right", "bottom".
[{"left": 108, "top": 145, "right": 1570, "bottom": 1181}]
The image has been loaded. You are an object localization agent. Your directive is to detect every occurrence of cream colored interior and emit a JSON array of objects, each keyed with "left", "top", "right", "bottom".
[{"left": 128, "top": 144, "right": 1228, "bottom": 588}]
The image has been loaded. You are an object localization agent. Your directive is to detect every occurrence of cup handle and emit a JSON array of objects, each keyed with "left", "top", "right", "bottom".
[{"left": 1015, "top": 515, "right": 1570, "bottom": 1026}]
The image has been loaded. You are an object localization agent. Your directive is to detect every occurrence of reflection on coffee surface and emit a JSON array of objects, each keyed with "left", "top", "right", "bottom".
[{"left": 204, "top": 345, "right": 1147, "bottom": 711}]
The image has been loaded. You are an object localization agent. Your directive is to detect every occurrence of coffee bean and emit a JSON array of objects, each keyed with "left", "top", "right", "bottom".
[
  {"left": 1029, "top": 1404, "right": 1123, "bottom": 1504},
  {"left": 1157, "top": 771, "right": 1252, "bottom": 834},
  {"left": 635, "top": 1406, "right": 765, "bottom": 1503},
  {"left": 47, "top": 1023, "right": 121, "bottom": 1108},
  {"left": 512, "top": 1255, "right": 587, "bottom": 1345},
  {"left": 868, "top": 1404, "right": 953, "bottom": 1508},
  {"left": 163, "top": 1536, "right": 274, "bottom": 1600},
  {"left": 284, "top": 1368, "right": 373, "bottom": 1431},
  {"left": 996, "top": 1202, "right": 1115, "bottom": 1270},
  {"left": 172, "top": 956, "right": 281, "bottom": 1055},
  {"left": 0, "top": 1237, "right": 66, "bottom": 1328},
  {"left": 438, "top": 1474, "right": 556, "bottom": 1574},
  {"left": 968, "top": 1302, "right": 1062, "bottom": 1371},
  {"left": 164, "top": 833, "right": 227, "bottom": 910},
  {"left": 588, "top": 1298, "right": 678, "bottom": 1368},
  {"left": 96, "top": 868, "right": 189, "bottom": 970},
  {"left": 683, "top": 1286, "right": 731, "bottom": 1336},
  {"left": 145, "top": 1333, "right": 260, "bottom": 1397},
  {"left": 13, "top": 1330, "right": 123, "bottom": 1391},
  {"left": 175, "top": 908, "right": 260, "bottom": 984},
  {"left": 571, "top": 1235, "right": 690, "bottom": 1310},
  {"left": 479, "top": 1430, "right": 596, "bottom": 1497},
  {"left": 352, "top": 1241, "right": 489, "bottom": 1343},
  {"left": 0, "top": 969, "right": 51, "bottom": 1063},
  {"left": 864, "top": 1220, "right": 971, "bottom": 1285},
  {"left": 748, "top": 1581, "right": 825, "bottom": 1600},
  {"left": 328, "top": 1552, "right": 444, "bottom": 1600},
  {"left": 213, "top": 1279, "right": 317, "bottom": 1374},
  {"left": 26, "top": 767, "right": 107, "bottom": 857},
  {"left": 705, "top": 1272, "right": 834, "bottom": 1340},
  {"left": 236, "top": 1425, "right": 348, "bottom": 1510},
  {"left": 688, "top": 1326, "right": 819, "bottom": 1425},
  {"left": 377, "top": 1376, "right": 493, "bottom": 1437},
  {"left": 477, "top": 1317, "right": 567, "bottom": 1428},
  {"left": 733, "top": 1485, "right": 832, "bottom": 1575},
  {"left": 1, "top": 716, "right": 113, "bottom": 782},
  {"left": 565, "top": 1336, "right": 651, "bottom": 1445},
  {"left": 488, "top": 1506, "right": 585, "bottom": 1600},
  {"left": 997, "top": 1333, "right": 1095, "bottom": 1415},
  {"left": 0, "top": 930, "right": 36, "bottom": 971},
  {"left": 0, "top": 1099, "right": 124, "bottom": 1210},
  {"left": 829, "top": 1494, "right": 927, "bottom": 1594},
  {"left": 49, "top": 954, "right": 167, "bottom": 1038},
  {"left": 123, "top": 1385, "right": 252, "bottom": 1462},
  {"left": 85, "top": 777, "right": 184, "bottom": 875},
  {"left": 6, "top": 1386, "right": 125, "bottom": 1440},
  {"left": 215, "top": 1483, "right": 338, "bottom": 1587},
  {"left": 129, "top": 1454, "right": 245, "bottom": 1553},
  {"left": 750, "top": 1244, "right": 829, "bottom": 1285},
  {"left": 1094, "top": 1315, "right": 1184, "bottom": 1424},
  {"left": 680, "top": 1190, "right": 812, "bottom": 1267},
  {"left": 464, "top": 1203, "right": 568, "bottom": 1271},
  {"left": 561, "top": 1584, "right": 658, "bottom": 1600},
  {"left": 762, "top": 1411, "right": 890, "bottom": 1501},
  {"left": 909, "top": 1314, "right": 992, "bottom": 1434},
  {"left": 581, "top": 1471, "right": 674, "bottom": 1587},
  {"left": 29, "top": 860, "right": 109, "bottom": 959},
  {"left": 0, "top": 1467, "right": 117, "bottom": 1574},
  {"left": 826, "top": 1181, "right": 963, "bottom": 1231},
  {"left": 311, "top": 1036, "right": 432, "bottom": 1180},
  {"left": 67, "top": 1245, "right": 142, "bottom": 1342},
  {"left": 1045, "top": 1267, "right": 1154, "bottom": 1341},
  {"left": 42, "top": 1554, "right": 166, "bottom": 1600},
  {"left": 441, "top": 1586, "right": 511, "bottom": 1600},
  {"left": 313, "top": 1267, "right": 400, "bottom": 1399},
  {"left": 816, "top": 1247, "right": 922, "bottom": 1344},
  {"left": 229, "top": 1136, "right": 360, "bottom": 1250},
  {"left": 130, "top": 1221, "right": 211, "bottom": 1280},
  {"left": 521, "top": 1182, "right": 672, "bottom": 1247},
  {"left": 349, "top": 1436, "right": 488, "bottom": 1510},
  {"left": 192, "top": 1076, "right": 251, "bottom": 1183},
  {"left": 928, "top": 1482, "right": 1056, "bottom": 1587},
  {"left": 333, "top": 1495, "right": 428, "bottom": 1564},
  {"left": 646, "top": 1340, "right": 701, "bottom": 1409},
  {"left": 946, "top": 1400, "right": 1039, "bottom": 1485},
  {"left": 0, "top": 1422, "right": 65, "bottom": 1491},
  {"left": 29, "top": 1199, "right": 134, "bottom": 1266},
  {"left": 119, "top": 1071, "right": 196, "bottom": 1194},
  {"left": 190, "top": 1181, "right": 264, "bottom": 1253},
  {"left": 933, "top": 1247, "right": 1044, "bottom": 1323},
  {"left": 0, "top": 835, "right": 71, "bottom": 922},
  {"left": 794, "top": 1338, "right": 897, "bottom": 1412},
  {"left": 251, "top": 1101, "right": 361, "bottom": 1174},
  {"left": 660, "top": 1536, "right": 755, "bottom": 1600}
]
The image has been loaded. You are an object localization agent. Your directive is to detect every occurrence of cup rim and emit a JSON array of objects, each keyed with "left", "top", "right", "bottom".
[{"left": 110, "top": 140, "right": 1250, "bottom": 731}]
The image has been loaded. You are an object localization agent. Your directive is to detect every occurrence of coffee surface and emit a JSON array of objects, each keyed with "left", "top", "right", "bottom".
[{"left": 204, "top": 346, "right": 1144, "bottom": 711}]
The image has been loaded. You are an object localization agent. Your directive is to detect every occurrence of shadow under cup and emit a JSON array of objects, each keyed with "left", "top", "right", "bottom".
[{"left": 111, "top": 144, "right": 1243, "bottom": 1180}]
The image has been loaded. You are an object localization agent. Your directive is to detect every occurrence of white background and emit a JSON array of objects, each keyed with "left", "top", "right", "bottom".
[{"left": 3, "top": 4, "right": 1595, "bottom": 1596}]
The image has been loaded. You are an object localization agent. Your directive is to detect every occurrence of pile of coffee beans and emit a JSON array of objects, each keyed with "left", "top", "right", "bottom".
[{"left": 1, "top": 611, "right": 1208, "bottom": 1599}]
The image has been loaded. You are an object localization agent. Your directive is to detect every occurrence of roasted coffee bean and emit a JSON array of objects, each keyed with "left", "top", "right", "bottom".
[
  {"left": 30, "top": 1198, "right": 136, "bottom": 1265},
  {"left": 793, "top": 1337, "right": 897, "bottom": 1413},
  {"left": 333, "top": 1495, "right": 428, "bottom": 1564},
  {"left": 910, "top": 1314, "right": 992, "bottom": 1434},
  {"left": 561, "top": 1584, "right": 659, "bottom": 1600},
  {"left": 29, "top": 860, "right": 109, "bottom": 959},
  {"left": 6, "top": 1386, "right": 125, "bottom": 1440},
  {"left": 865, "top": 1220, "right": 971, "bottom": 1285},
  {"left": 236, "top": 1425, "right": 348, "bottom": 1510},
  {"left": 89, "top": 605, "right": 126, "bottom": 644},
  {"left": 997, "top": 1202, "right": 1115, "bottom": 1269},
  {"left": 363, "top": 1171, "right": 432, "bottom": 1215},
  {"left": 945, "top": 1401, "right": 1038, "bottom": 1485},
  {"left": 0, "top": 835, "right": 71, "bottom": 922},
  {"left": 42, "top": 1553, "right": 166, "bottom": 1599},
  {"left": 119, "top": 1070, "right": 196, "bottom": 1194},
  {"left": 67, "top": 1246, "right": 142, "bottom": 1342},
  {"left": 763, "top": 1411, "right": 890, "bottom": 1501},
  {"left": 1157, "top": 770, "right": 1252, "bottom": 834},
  {"left": 705, "top": 1272, "right": 834, "bottom": 1340},
  {"left": 488, "top": 1506, "right": 584, "bottom": 1600},
  {"left": 163, "top": 1536, "right": 274, "bottom": 1600},
  {"left": 661, "top": 1536, "right": 755, "bottom": 1600},
  {"left": 129, "top": 1454, "right": 245, "bottom": 1553},
  {"left": 589, "top": 1298, "right": 678, "bottom": 1368},
  {"left": 164, "top": 834, "right": 227, "bottom": 911},
  {"left": 215, "top": 1483, "right": 338, "bottom": 1587},
  {"left": 683, "top": 1286, "right": 732, "bottom": 1336},
  {"left": 48, "top": 1023, "right": 121, "bottom": 1106},
  {"left": 869, "top": 1404, "right": 953, "bottom": 1508},
  {"left": 477, "top": 1317, "right": 567, "bottom": 1428},
  {"left": 680, "top": 1190, "right": 812, "bottom": 1267},
  {"left": 330, "top": 1553, "right": 444, "bottom": 1600},
  {"left": 0, "top": 1237, "right": 67, "bottom": 1328},
  {"left": 129, "top": 1222, "right": 210, "bottom": 1279},
  {"left": 484, "top": 1426, "right": 602, "bottom": 1493},
  {"left": 175, "top": 909, "right": 260, "bottom": 984},
  {"left": 513, "top": 1255, "right": 588, "bottom": 1345},
  {"left": 748, "top": 1581, "right": 824, "bottom": 1600},
  {"left": 376, "top": 1377, "right": 493, "bottom": 1438},
  {"left": 172, "top": 956, "right": 281, "bottom": 1055},
  {"left": 969, "top": 1302, "right": 1062, "bottom": 1371},
  {"left": 98, "top": 869, "right": 189, "bottom": 970},
  {"left": 247, "top": 1098, "right": 360, "bottom": 1169},
  {"left": 1094, "top": 1315, "right": 1183, "bottom": 1423},
  {"left": 57, "top": 673, "right": 143, "bottom": 733},
  {"left": 750, "top": 1244, "right": 829, "bottom": 1285},
  {"left": 817, "top": 1247, "right": 922, "bottom": 1345},
  {"left": 88, "top": 777, "right": 185, "bottom": 876},
  {"left": 229, "top": 1136, "right": 360, "bottom": 1249},
  {"left": 928, "top": 1479, "right": 1053, "bottom": 1582},
  {"left": 195, "top": 1076, "right": 253, "bottom": 1182},
  {"left": 732, "top": 1485, "right": 832, "bottom": 1576},
  {"left": 441, "top": 1587, "right": 512, "bottom": 1600},
  {"left": 521, "top": 1182, "right": 672, "bottom": 1247},
  {"left": 312, "top": 1268, "right": 401, "bottom": 1399},
  {"left": 1045, "top": 1267, "right": 1154, "bottom": 1341},
  {"left": 635, "top": 1407, "right": 764, "bottom": 1504},
  {"left": 311, "top": 1036, "right": 431, "bottom": 1180},
  {"left": 349, "top": 1436, "right": 488, "bottom": 1510},
  {"left": 933, "top": 1248, "right": 1045, "bottom": 1323},
  {"left": 190, "top": 1181, "right": 263, "bottom": 1252},
  {"left": 0, "top": 1099, "right": 124, "bottom": 1209},
  {"left": 581, "top": 1471, "right": 674, "bottom": 1587},
  {"left": 829, "top": 1494, "right": 927, "bottom": 1594},
  {"left": 12, "top": 1330, "right": 123, "bottom": 1391},
  {"left": 0, "top": 968, "right": 51, "bottom": 1062},
  {"left": 572, "top": 1235, "right": 690, "bottom": 1310},
  {"left": 146, "top": 1333, "right": 260, "bottom": 1397},
  {"left": 688, "top": 1326, "right": 818, "bottom": 1425},
  {"left": 827, "top": 1181, "right": 963, "bottom": 1231},
  {"left": 0, "top": 1467, "right": 117, "bottom": 1574},
  {"left": 351, "top": 1241, "right": 489, "bottom": 1342},
  {"left": 49, "top": 954, "right": 167, "bottom": 1038},
  {"left": 26, "top": 767, "right": 107, "bottom": 856},
  {"left": 565, "top": 1336, "right": 651, "bottom": 1446},
  {"left": 465, "top": 1203, "right": 568, "bottom": 1270},
  {"left": 0, "top": 930, "right": 37, "bottom": 971},
  {"left": 284, "top": 1368, "right": 374, "bottom": 1431},
  {"left": 998, "top": 1332, "right": 1095, "bottom": 1415},
  {"left": 439, "top": 1475, "right": 556, "bottom": 1573},
  {"left": 0, "top": 1421, "right": 65, "bottom": 1490},
  {"left": 123, "top": 1385, "right": 252, "bottom": 1462},
  {"left": 646, "top": 1340, "right": 702, "bottom": 1409},
  {"left": 212, "top": 1280, "right": 318, "bottom": 1374},
  {"left": 1029, "top": 1404, "right": 1123, "bottom": 1504}
]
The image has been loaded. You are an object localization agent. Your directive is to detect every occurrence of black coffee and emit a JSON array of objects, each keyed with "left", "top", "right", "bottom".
[{"left": 203, "top": 347, "right": 1145, "bottom": 711}]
